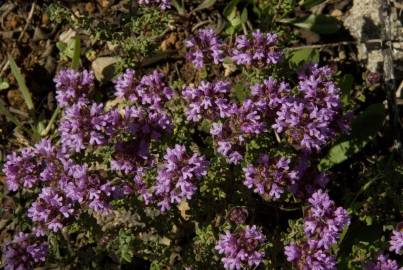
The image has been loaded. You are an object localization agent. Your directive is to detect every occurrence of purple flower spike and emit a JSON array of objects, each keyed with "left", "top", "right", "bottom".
[
  {"left": 389, "top": 229, "right": 403, "bottom": 255},
  {"left": 186, "top": 28, "right": 224, "bottom": 69},
  {"left": 153, "top": 144, "right": 208, "bottom": 212},
  {"left": 284, "top": 190, "right": 350, "bottom": 269},
  {"left": 28, "top": 187, "right": 75, "bottom": 233},
  {"left": 215, "top": 225, "right": 266, "bottom": 270},
  {"left": 54, "top": 69, "right": 94, "bottom": 108},
  {"left": 364, "top": 254, "right": 400, "bottom": 270},
  {"left": 231, "top": 30, "right": 282, "bottom": 67},
  {"left": 273, "top": 64, "right": 344, "bottom": 152},
  {"left": 137, "top": 0, "right": 171, "bottom": 10},
  {"left": 183, "top": 80, "right": 235, "bottom": 122},
  {"left": 3, "top": 233, "right": 48, "bottom": 270},
  {"left": 243, "top": 154, "right": 299, "bottom": 200}
]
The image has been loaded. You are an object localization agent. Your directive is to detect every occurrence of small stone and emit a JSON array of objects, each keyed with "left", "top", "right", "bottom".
[
  {"left": 91, "top": 57, "right": 120, "bottom": 81},
  {"left": 330, "top": 9, "right": 343, "bottom": 18},
  {"left": 59, "top": 29, "right": 76, "bottom": 43}
]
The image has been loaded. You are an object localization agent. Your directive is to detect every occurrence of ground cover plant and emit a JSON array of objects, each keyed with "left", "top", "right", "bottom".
[{"left": 0, "top": 0, "right": 402, "bottom": 269}]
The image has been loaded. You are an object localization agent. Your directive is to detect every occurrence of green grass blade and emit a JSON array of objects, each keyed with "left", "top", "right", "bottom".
[
  {"left": 8, "top": 57, "right": 34, "bottom": 111},
  {"left": 71, "top": 36, "right": 81, "bottom": 70}
]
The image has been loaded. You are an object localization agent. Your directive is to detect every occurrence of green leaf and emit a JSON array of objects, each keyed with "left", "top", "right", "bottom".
[
  {"left": 71, "top": 36, "right": 81, "bottom": 70},
  {"left": 0, "top": 98, "right": 32, "bottom": 135},
  {"left": 288, "top": 48, "right": 319, "bottom": 66},
  {"left": 338, "top": 74, "right": 354, "bottom": 105},
  {"left": 279, "top": 15, "right": 341, "bottom": 34},
  {"left": 233, "top": 83, "right": 249, "bottom": 102},
  {"left": 0, "top": 78, "right": 10, "bottom": 91},
  {"left": 171, "top": 0, "right": 185, "bottom": 15},
  {"left": 192, "top": 0, "right": 216, "bottom": 13},
  {"left": 319, "top": 103, "right": 385, "bottom": 170},
  {"left": 223, "top": 0, "right": 240, "bottom": 18},
  {"left": 8, "top": 57, "right": 34, "bottom": 111},
  {"left": 319, "top": 140, "right": 367, "bottom": 170},
  {"left": 299, "top": 0, "right": 326, "bottom": 9}
]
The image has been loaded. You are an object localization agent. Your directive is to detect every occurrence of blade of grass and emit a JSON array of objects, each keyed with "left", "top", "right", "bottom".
[
  {"left": 8, "top": 57, "right": 34, "bottom": 111},
  {"left": 71, "top": 36, "right": 81, "bottom": 70},
  {"left": 0, "top": 98, "right": 32, "bottom": 136},
  {"left": 41, "top": 106, "right": 61, "bottom": 136}
]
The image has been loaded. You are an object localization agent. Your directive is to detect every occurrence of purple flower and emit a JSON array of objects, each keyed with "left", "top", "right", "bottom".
[
  {"left": 114, "top": 70, "right": 173, "bottom": 110},
  {"left": 243, "top": 154, "right": 299, "bottom": 200},
  {"left": 210, "top": 99, "right": 266, "bottom": 164},
  {"left": 284, "top": 190, "right": 350, "bottom": 269},
  {"left": 59, "top": 100, "right": 112, "bottom": 153},
  {"left": 186, "top": 28, "right": 224, "bottom": 69},
  {"left": 153, "top": 144, "right": 208, "bottom": 212},
  {"left": 227, "top": 207, "right": 248, "bottom": 225},
  {"left": 215, "top": 225, "right": 266, "bottom": 270},
  {"left": 273, "top": 64, "right": 344, "bottom": 152},
  {"left": 61, "top": 163, "right": 114, "bottom": 214},
  {"left": 250, "top": 77, "right": 290, "bottom": 115},
  {"left": 305, "top": 190, "right": 350, "bottom": 249},
  {"left": 183, "top": 80, "right": 235, "bottom": 122},
  {"left": 3, "top": 139, "right": 63, "bottom": 191},
  {"left": 28, "top": 187, "right": 75, "bottom": 233},
  {"left": 364, "top": 254, "right": 400, "bottom": 270},
  {"left": 54, "top": 69, "right": 94, "bottom": 108},
  {"left": 137, "top": 0, "right": 171, "bottom": 9},
  {"left": 231, "top": 30, "right": 282, "bottom": 67},
  {"left": 285, "top": 240, "right": 336, "bottom": 270},
  {"left": 3, "top": 233, "right": 47, "bottom": 270},
  {"left": 109, "top": 106, "right": 172, "bottom": 174},
  {"left": 389, "top": 229, "right": 403, "bottom": 255}
]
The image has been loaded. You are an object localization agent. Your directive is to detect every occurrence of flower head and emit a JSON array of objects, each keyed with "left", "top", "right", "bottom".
[
  {"left": 186, "top": 28, "right": 224, "bottom": 69},
  {"left": 231, "top": 30, "right": 282, "bottom": 67},
  {"left": 215, "top": 225, "right": 266, "bottom": 270}
]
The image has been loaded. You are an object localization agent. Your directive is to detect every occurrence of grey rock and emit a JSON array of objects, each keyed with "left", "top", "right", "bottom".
[{"left": 91, "top": 57, "right": 120, "bottom": 81}]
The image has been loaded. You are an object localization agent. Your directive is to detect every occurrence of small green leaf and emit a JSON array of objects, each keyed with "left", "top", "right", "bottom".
[
  {"left": 299, "top": 0, "right": 326, "bottom": 9},
  {"left": 0, "top": 78, "right": 9, "bottom": 91},
  {"left": 279, "top": 15, "right": 341, "bottom": 34},
  {"left": 223, "top": 0, "right": 240, "bottom": 18},
  {"left": 8, "top": 57, "right": 34, "bottom": 111},
  {"left": 233, "top": 83, "right": 249, "bottom": 102},
  {"left": 338, "top": 74, "right": 354, "bottom": 105},
  {"left": 319, "top": 103, "right": 385, "bottom": 170},
  {"left": 288, "top": 48, "right": 319, "bottom": 66},
  {"left": 192, "top": 0, "right": 216, "bottom": 13},
  {"left": 71, "top": 36, "right": 81, "bottom": 70}
]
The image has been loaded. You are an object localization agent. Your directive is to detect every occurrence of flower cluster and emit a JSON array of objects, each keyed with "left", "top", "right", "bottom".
[
  {"left": 389, "top": 229, "right": 403, "bottom": 255},
  {"left": 273, "top": 64, "right": 343, "bottom": 152},
  {"left": 137, "top": 0, "right": 171, "bottom": 10},
  {"left": 284, "top": 190, "right": 350, "bottom": 269},
  {"left": 231, "top": 30, "right": 282, "bottom": 67},
  {"left": 3, "top": 233, "right": 47, "bottom": 270},
  {"left": 54, "top": 69, "right": 94, "bottom": 108},
  {"left": 3, "top": 139, "right": 61, "bottom": 191},
  {"left": 59, "top": 101, "right": 114, "bottom": 153},
  {"left": 243, "top": 154, "right": 299, "bottom": 200},
  {"left": 183, "top": 80, "right": 234, "bottom": 122},
  {"left": 153, "top": 144, "right": 208, "bottom": 211},
  {"left": 215, "top": 225, "right": 266, "bottom": 270},
  {"left": 114, "top": 69, "right": 173, "bottom": 110},
  {"left": 364, "top": 254, "right": 400, "bottom": 270},
  {"left": 185, "top": 28, "right": 224, "bottom": 69},
  {"left": 250, "top": 77, "right": 290, "bottom": 116},
  {"left": 210, "top": 98, "right": 267, "bottom": 164}
]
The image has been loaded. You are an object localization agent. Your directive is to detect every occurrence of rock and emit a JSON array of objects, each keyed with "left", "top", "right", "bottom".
[
  {"left": 343, "top": 0, "right": 403, "bottom": 74},
  {"left": 59, "top": 29, "right": 76, "bottom": 43},
  {"left": 91, "top": 57, "right": 120, "bottom": 81}
]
